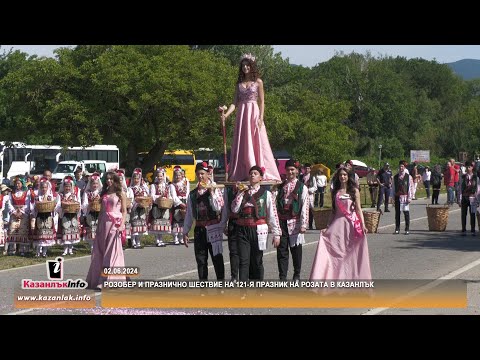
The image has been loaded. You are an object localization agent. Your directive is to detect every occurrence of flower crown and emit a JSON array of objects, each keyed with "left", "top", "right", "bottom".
[{"left": 241, "top": 53, "right": 256, "bottom": 62}]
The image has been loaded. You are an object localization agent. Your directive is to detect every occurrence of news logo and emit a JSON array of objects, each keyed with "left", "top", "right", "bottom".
[{"left": 46, "top": 257, "right": 64, "bottom": 280}]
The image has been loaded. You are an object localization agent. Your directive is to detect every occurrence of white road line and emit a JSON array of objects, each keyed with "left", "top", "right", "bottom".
[
  {"left": 362, "top": 256, "right": 480, "bottom": 315},
  {"left": 0, "top": 254, "right": 91, "bottom": 274}
]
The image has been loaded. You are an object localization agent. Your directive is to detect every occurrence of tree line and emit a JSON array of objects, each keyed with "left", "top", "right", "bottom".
[{"left": 1, "top": 45, "right": 479, "bottom": 173}]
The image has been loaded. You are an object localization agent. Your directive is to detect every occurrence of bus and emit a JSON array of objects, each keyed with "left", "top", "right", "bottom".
[
  {"left": 142, "top": 150, "right": 196, "bottom": 183},
  {"left": 0, "top": 142, "right": 119, "bottom": 183}
]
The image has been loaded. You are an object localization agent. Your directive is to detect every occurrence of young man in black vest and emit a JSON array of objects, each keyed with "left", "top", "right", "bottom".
[
  {"left": 220, "top": 183, "right": 240, "bottom": 282},
  {"left": 460, "top": 160, "right": 477, "bottom": 236},
  {"left": 393, "top": 160, "right": 414, "bottom": 235},
  {"left": 231, "top": 165, "right": 281, "bottom": 281},
  {"left": 275, "top": 159, "right": 309, "bottom": 281},
  {"left": 183, "top": 162, "right": 225, "bottom": 280}
]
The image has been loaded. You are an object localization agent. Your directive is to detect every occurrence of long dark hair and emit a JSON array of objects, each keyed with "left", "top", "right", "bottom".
[
  {"left": 101, "top": 171, "right": 123, "bottom": 207},
  {"left": 237, "top": 57, "right": 260, "bottom": 83},
  {"left": 331, "top": 168, "right": 357, "bottom": 211}
]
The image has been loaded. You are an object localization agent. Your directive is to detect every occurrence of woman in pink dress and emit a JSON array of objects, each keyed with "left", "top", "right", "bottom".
[
  {"left": 221, "top": 53, "right": 280, "bottom": 182},
  {"left": 310, "top": 166, "right": 372, "bottom": 281},
  {"left": 86, "top": 172, "right": 127, "bottom": 290}
]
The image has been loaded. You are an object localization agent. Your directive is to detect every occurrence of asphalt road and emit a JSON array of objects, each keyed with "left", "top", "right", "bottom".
[{"left": 2, "top": 193, "right": 480, "bottom": 315}]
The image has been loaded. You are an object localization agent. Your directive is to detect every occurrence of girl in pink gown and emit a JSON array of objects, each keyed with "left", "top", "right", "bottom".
[
  {"left": 221, "top": 54, "right": 280, "bottom": 182},
  {"left": 86, "top": 172, "right": 127, "bottom": 290},
  {"left": 310, "top": 167, "right": 372, "bottom": 281}
]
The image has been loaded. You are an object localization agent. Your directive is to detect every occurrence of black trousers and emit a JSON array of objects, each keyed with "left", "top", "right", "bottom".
[
  {"left": 432, "top": 187, "right": 441, "bottom": 204},
  {"left": 315, "top": 187, "right": 325, "bottom": 208},
  {"left": 237, "top": 225, "right": 264, "bottom": 281},
  {"left": 461, "top": 197, "right": 476, "bottom": 232},
  {"left": 369, "top": 185, "right": 378, "bottom": 206},
  {"left": 227, "top": 221, "right": 239, "bottom": 281},
  {"left": 308, "top": 208, "right": 313, "bottom": 229},
  {"left": 277, "top": 220, "right": 303, "bottom": 280},
  {"left": 377, "top": 186, "right": 390, "bottom": 211},
  {"left": 394, "top": 196, "right": 410, "bottom": 230},
  {"left": 193, "top": 226, "right": 225, "bottom": 280}
]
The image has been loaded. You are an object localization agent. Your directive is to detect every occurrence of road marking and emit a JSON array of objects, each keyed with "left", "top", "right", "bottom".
[
  {"left": 362, "top": 256, "right": 480, "bottom": 315},
  {"left": 0, "top": 253, "right": 92, "bottom": 274}
]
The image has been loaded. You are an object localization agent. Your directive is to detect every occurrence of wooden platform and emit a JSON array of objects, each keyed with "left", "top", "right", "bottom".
[{"left": 219, "top": 180, "right": 282, "bottom": 186}]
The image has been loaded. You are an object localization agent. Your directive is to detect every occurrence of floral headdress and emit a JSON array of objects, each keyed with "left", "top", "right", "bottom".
[{"left": 241, "top": 53, "right": 256, "bottom": 62}]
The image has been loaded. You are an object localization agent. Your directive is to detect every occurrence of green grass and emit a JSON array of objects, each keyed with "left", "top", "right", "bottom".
[{"left": 0, "top": 241, "right": 92, "bottom": 270}]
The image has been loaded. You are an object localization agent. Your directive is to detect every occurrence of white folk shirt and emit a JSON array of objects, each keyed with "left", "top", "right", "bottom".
[
  {"left": 182, "top": 185, "right": 224, "bottom": 236},
  {"left": 279, "top": 178, "right": 309, "bottom": 247},
  {"left": 230, "top": 185, "right": 281, "bottom": 237}
]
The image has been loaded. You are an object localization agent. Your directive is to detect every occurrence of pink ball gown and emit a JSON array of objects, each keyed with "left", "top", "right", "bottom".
[
  {"left": 310, "top": 192, "right": 372, "bottom": 281},
  {"left": 86, "top": 193, "right": 126, "bottom": 289},
  {"left": 228, "top": 82, "right": 281, "bottom": 182}
]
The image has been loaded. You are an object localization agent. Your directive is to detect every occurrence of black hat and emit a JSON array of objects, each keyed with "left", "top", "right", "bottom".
[
  {"left": 195, "top": 161, "right": 209, "bottom": 172},
  {"left": 249, "top": 165, "right": 264, "bottom": 176},
  {"left": 285, "top": 159, "right": 300, "bottom": 169}
]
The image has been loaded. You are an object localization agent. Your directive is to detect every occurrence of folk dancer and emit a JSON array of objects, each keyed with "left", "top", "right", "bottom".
[
  {"left": 231, "top": 165, "right": 281, "bottom": 281},
  {"left": 274, "top": 159, "right": 309, "bottom": 281},
  {"left": 116, "top": 169, "right": 134, "bottom": 246},
  {"left": 7, "top": 177, "right": 31, "bottom": 256},
  {"left": 461, "top": 161, "right": 477, "bottom": 236},
  {"left": 149, "top": 168, "right": 171, "bottom": 247},
  {"left": 82, "top": 173, "right": 103, "bottom": 252},
  {"left": 31, "top": 177, "right": 58, "bottom": 257},
  {"left": 170, "top": 166, "right": 188, "bottom": 245},
  {"left": 220, "top": 181, "right": 240, "bottom": 281},
  {"left": 183, "top": 162, "right": 225, "bottom": 280},
  {"left": 302, "top": 163, "right": 316, "bottom": 230},
  {"left": 0, "top": 184, "right": 11, "bottom": 254},
  {"left": 129, "top": 168, "right": 150, "bottom": 248},
  {"left": 56, "top": 175, "right": 82, "bottom": 255},
  {"left": 393, "top": 161, "right": 414, "bottom": 235}
]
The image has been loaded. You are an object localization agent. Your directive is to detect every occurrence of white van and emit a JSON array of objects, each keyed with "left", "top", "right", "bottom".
[{"left": 52, "top": 160, "right": 107, "bottom": 184}]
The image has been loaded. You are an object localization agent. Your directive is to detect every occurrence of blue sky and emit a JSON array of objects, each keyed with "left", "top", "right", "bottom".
[{"left": 2, "top": 45, "right": 480, "bottom": 68}]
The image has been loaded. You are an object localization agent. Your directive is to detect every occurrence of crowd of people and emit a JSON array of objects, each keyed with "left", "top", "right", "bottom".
[{"left": 4, "top": 53, "right": 477, "bottom": 291}]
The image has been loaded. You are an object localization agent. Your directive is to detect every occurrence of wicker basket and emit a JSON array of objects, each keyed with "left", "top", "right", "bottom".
[
  {"left": 156, "top": 197, "right": 173, "bottom": 209},
  {"left": 61, "top": 201, "right": 80, "bottom": 214},
  {"left": 313, "top": 208, "right": 332, "bottom": 230},
  {"left": 36, "top": 201, "right": 56, "bottom": 213},
  {"left": 426, "top": 205, "right": 449, "bottom": 231},
  {"left": 135, "top": 196, "right": 152, "bottom": 208},
  {"left": 90, "top": 199, "right": 101, "bottom": 212},
  {"left": 363, "top": 210, "right": 381, "bottom": 233}
]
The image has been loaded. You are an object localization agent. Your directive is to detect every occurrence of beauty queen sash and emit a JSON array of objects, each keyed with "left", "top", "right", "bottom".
[{"left": 336, "top": 193, "right": 364, "bottom": 239}]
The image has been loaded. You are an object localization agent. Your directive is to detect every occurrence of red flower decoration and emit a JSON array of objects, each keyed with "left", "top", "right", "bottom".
[
  {"left": 202, "top": 162, "right": 208, "bottom": 167},
  {"left": 261, "top": 166, "right": 265, "bottom": 173}
]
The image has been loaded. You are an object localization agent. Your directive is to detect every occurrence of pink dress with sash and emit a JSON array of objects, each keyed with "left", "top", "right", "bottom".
[
  {"left": 309, "top": 192, "right": 372, "bottom": 281},
  {"left": 86, "top": 193, "right": 126, "bottom": 289}
]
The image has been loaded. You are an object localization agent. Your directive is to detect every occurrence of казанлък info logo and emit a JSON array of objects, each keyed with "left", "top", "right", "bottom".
[
  {"left": 47, "top": 257, "right": 64, "bottom": 280},
  {"left": 21, "top": 256, "right": 88, "bottom": 289}
]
